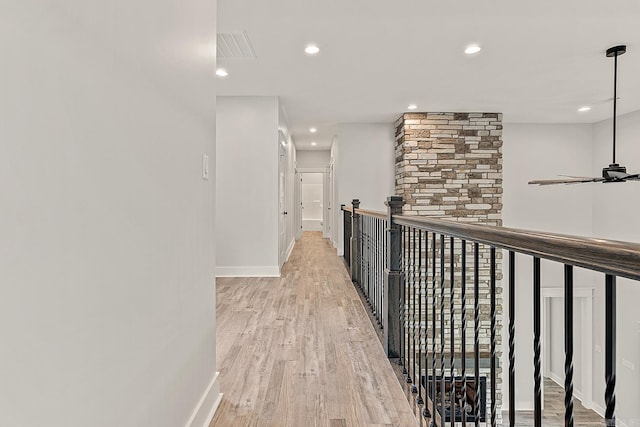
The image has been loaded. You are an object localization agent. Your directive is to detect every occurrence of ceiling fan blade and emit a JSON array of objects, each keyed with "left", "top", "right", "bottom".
[
  {"left": 624, "top": 173, "right": 640, "bottom": 181},
  {"left": 559, "top": 175, "right": 600, "bottom": 179},
  {"left": 529, "top": 177, "right": 604, "bottom": 185}
]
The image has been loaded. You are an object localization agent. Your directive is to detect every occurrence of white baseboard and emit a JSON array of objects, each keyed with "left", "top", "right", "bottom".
[
  {"left": 285, "top": 239, "right": 295, "bottom": 261},
  {"left": 591, "top": 402, "right": 605, "bottom": 418},
  {"left": 185, "top": 372, "right": 222, "bottom": 427},
  {"left": 515, "top": 400, "right": 534, "bottom": 411},
  {"left": 302, "top": 219, "right": 322, "bottom": 231},
  {"left": 216, "top": 266, "right": 280, "bottom": 277}
]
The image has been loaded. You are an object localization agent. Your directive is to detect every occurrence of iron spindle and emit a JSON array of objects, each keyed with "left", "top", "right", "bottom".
[
  {"left": 461, "top": 240, "right": 467, "bottom": 427},
  {"left": 564, "top": 265, "right": 575, "bottom": 427},
  {"left": 450, "top": 236, "right": 456, "bottom": 427},
  {"left": 605, "top": 274, "right": 616, "bottom": 426},
  {"left": 440, "top": 234, "right": 446, "bottom": 424},
  {"left": 411, "top": 228, "right": 417, "bottom": 390},
  {"left": 490, "top": 247, "right": 497, "bottom": 427},
  {"left": 407, "top": 227, "right": 414, "bottom": 385},
  {"left": 431, "top": 232, "right": 437, "bottom": 427},
  {"left": 474, "top": 242, "right": 480, "bottom": 427},
  {"left": 417, "top": 230, "right": 424, "bottom": 403},
  {"left": 509, "top": 251, "right": 516, "bottom": 427},
  {"left": 400, "top": 226, "right": 406, "bottom": 374},
  {"left": 533, "top": 257, "right": 542, "bottom": 427},
  {"left": 422, "top": 230, "right": 430, "bottom": 417}
]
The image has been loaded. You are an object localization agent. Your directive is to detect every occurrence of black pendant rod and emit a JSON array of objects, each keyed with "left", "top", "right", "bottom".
[
  {"left": 613, "top": 52, "right": 617, "bottom": 164},
  {"left": 606, "top": 44, "right": 627, "bottom": 165}
]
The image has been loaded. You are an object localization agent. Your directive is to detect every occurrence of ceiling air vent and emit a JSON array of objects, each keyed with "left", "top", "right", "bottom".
[{"left": 216, "top": 31, "right": 257, "bottom": 59}]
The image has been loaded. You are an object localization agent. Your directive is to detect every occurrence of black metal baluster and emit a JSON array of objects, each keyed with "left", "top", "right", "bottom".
[
  {"left": 368, "top": 217, "right": 372, "bottom": 303},
  {"left": 474, "top": 242, "right": 480, "bottom": 427},
  {"left": 411, "top": 228, "right": 418, "bottom": 393},
  {"left": 417, "top": 230, "right": 424, "bottom": 404},
  {"left": 450, "top": 236, "right": 456, "bottom": 427},
  {"left": 400, "top": 226, "right": 406, "bottom": 376},
  {"left": 461, "top": 240, "right": 467, "bottom": 427},
  {"left": 431, "top": 232, "right": 437, "bottom": 427},
  {"left": 533, "top": 257, "right": 542, "bottom": 427},
  {"left": 373, "top": 218, "right": 378, "bottom": 322},
  {"left": 378, "top": 218, "right": 382, "bottom": 326},
  {"left": 564, "top": 264, "right": 574, "bottom": 427},
  {"left": 407, "top": 225, "right": 412, "bottom": 380},
  {"left": 422, "top": 230, "right": 430, "bottom": 418},
  {"left": 490, "top": 247, "right": 497, "bottom": 427},
  {"left": 362, "top": 217, "right": 366, "bottom": 294},
  {"left": 440, "top": 234, "right": 446, "bottom": 425},
  {"left": 509, "top": 251, "right": 516, "bottom": 427},
  {"left": 407, "top": 228, "right": 415, "bottom": 391},
  {"left": 380, "top": 220, "right": 387, "bottom": 329},
  {"left": 605, "top": 274, "right": 616, "bottom": 426}
]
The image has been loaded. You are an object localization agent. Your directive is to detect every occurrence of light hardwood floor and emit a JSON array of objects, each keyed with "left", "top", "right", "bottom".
[
  {"left": 512, "top": 378, "right": 603, "bottom": 426},
  {"left": 210, "top": 232, "right": 419, "bottom": 427},
  {"left": 210, "top": 232, "right": 604, "bottom": 426}
]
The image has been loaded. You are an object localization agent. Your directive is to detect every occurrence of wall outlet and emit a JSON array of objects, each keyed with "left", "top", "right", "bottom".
[
  {"left": 595, "top": 344, "right": 601, "bottom": 353},
  {"left": 202, "top": 154, "right": 209, "bottom": 180}
]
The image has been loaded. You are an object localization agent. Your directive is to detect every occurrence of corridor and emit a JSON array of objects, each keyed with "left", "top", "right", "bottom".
[{"left": 211, "top": 232, "right": 418, "bottom": 426}]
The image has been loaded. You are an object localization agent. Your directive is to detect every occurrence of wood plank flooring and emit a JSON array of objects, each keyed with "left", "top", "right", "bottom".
[
  {"left": 210, "top": 231, "right": 604, "bottom": 426},
  {"left": 210, "top": 232, "right": 419, "bottom": 427},
  {"left": 513, "top": 378, "right": 603, "bottom": 426}
]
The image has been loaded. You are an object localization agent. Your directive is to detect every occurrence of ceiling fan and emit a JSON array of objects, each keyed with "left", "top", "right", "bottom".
[{"left": 529, "top": 45, "right": 640, "bottom": 185}]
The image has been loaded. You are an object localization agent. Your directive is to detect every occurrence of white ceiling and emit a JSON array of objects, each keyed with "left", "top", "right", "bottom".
[{"left": 217, "top": 0, "right": 640, "bottom": 150}]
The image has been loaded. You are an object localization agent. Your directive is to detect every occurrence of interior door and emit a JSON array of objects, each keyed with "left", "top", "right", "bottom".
[
  {"left": 278, "top": 144, "right": 287, "bottom": 266},
  {"left": 301, "top": 173, "right": 323, "bottom": 231}
]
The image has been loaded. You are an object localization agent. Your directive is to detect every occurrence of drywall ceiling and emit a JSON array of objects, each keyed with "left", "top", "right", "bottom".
[{"left": 217, "top": 0, "right": 640, "bottom": 150}]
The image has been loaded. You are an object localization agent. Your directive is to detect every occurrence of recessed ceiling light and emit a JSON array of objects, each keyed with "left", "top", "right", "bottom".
[
  {"left": 407, "top": 104, "right": 418, "bottom": 110},
  {"left": 578, "top": 106, "right": 591, "bottom": 112},
  {"left": 305, "top": 45, "right": 320, "bottom": 55},
  {"left": 311, "top": 142, "right": 317, "bottom": 146},
  {"left": 309, "top": 127, "right": 317, "bottom": 133},
  {"left": 215, "top": 68, "right": 228, "bottom": 77},
  {"left": 465, "top": 45, "right": 482, "bottom": 55}
]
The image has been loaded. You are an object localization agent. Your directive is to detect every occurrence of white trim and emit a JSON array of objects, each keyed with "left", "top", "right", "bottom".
[
  {"left": 591, "top": 403, "right": 606, "bottom": 420},
  {"left": 541, "top": 287, "right": 594, "bottom": 411},
  {"left": 216, "top": 266, "right": 280, "bottom": 277},
  {"left": 285, "top": 239, "right": 296, "bottom": 261},
  {"left": 184, "top": 372, "right": 222, "bottom": 427},
  {"left": 297, "top": 167, "right": 326, "bottom": 173}
]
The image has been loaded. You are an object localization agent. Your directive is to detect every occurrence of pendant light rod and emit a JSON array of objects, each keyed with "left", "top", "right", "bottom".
[
  {"left": 606, "top": 45, "right": 626, "bottom": 165},
  {"left": 613, "top": 52, "right": 617, "bottom": 163}
]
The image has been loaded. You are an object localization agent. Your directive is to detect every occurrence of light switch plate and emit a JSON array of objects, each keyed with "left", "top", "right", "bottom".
[{"left": 202, "top": 154, "right": 209, "bottom": 180}]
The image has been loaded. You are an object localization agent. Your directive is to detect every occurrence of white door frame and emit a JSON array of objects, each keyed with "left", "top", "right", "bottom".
[
  {"left": 278, "top": 143, "right": 287, "bottom": 268},
  {"left": 541, "top": 287, "right": 594, "bottom": 410},
  {"left": 297, "top": 168, "right": 326, "bottom": 234}
]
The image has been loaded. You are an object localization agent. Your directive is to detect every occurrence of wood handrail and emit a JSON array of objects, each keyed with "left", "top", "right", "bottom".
[
  {"left": 341, "top": 206, "right": 387, "bottom": 220},
  {"left": 355, "top": 209, "right": 387, "bottom": 220},
  {"left": 394, "top": 215, "right": 640, "bottom": 281}
]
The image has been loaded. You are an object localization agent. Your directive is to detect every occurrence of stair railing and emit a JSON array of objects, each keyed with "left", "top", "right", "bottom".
[{"left": 342, "top": 196, "right": 640, "bottom": 427}]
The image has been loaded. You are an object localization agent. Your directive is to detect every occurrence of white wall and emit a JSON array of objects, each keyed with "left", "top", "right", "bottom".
[
  {"left": 0, "top": 3, "right": 219, "bottom": 427},
  {"left": 297, "top": 150, "right": 331, "bottom": 168},
  {"left": 591, "top": 109, "right": 640, "bottom": 424},
  {"left": 333, "top": 123, "right": 395, "bottom": 255},
  {"left": 501, "top": 123, "right": 597, "bottom": 411},
  {"left": 502, "top": 118, "right": 640, "bottom": 426},
  {"left": 279, "top": 106, "right": 298, "bottom": 262},
  {"left": 216, "top": 97, "right": 280, "bottom": 276}
]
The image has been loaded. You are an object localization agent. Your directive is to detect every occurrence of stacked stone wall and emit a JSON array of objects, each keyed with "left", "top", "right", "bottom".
[{"left": 395, "top": 112, "right": 503, "bottom": 419}]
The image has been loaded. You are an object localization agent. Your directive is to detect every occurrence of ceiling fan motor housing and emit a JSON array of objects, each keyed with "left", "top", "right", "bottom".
[{"left": 603, "top": 163, "right": 627, "bottom": 180}]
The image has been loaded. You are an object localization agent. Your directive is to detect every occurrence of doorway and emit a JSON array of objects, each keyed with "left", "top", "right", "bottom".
[
  {"left": 300, "top": 172, "right": 324, "bottom": 231},
  {"left": 542, "top": 287, "right": 594, "bottom": 410}
]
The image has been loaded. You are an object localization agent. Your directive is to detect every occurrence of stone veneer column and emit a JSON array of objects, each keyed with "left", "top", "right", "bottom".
[
  {"left": 395, "top": 112, "right": 502, "bottom": 222},
  {"left": 395, "top": 112, "right": 504, "bottom": 418}
]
